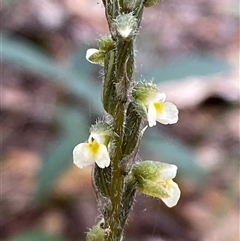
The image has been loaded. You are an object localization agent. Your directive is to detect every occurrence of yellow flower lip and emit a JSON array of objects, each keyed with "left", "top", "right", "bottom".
[
  {"left": 89, "top": 140, "right": 100, "bottom": 156},
  {"left": 153, "top": 102, "right": 164, "bottom": 113}
]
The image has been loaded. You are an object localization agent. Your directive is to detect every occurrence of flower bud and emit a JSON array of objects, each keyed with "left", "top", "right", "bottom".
[
  {"left": 86, "top": 224, "right": 105, "bottom": 241},
  {"left": 86, "top": 48, "right": 105, "bottom": 65},
  {"left": 98, "top": 35, "right": 115, "bottom": 52},
  {"left": 113, "top": 13, "right": 138, "bottom": 39}
]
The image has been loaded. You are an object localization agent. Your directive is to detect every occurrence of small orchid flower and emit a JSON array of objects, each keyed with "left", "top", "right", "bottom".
[
  {"left": 132, "top": 83, "right": 179, "bottom": 127},
  {"left": 132, "top": 161, "right": 181, "bottom": 207},
  {"left": 73, "top": 123, "right": 112, "bottom": 169}
]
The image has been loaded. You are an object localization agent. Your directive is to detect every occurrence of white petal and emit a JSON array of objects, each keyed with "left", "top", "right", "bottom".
[
  {"left": 89, "top": 132, "right": 105, "bottom": 145},
  {"left": 156, "top": 102, "right": 179, "bottom": 125},
  {"left": 158, "top": 163, "right": 178, "bottom": 180},
  {"left": 86, "top": 48, "right": 99, "bottom": 63},
  {"left": 73, "top": 143, "right": 95, "bottom": 168},
  {"left": 161, "top": 181, "right": 181, "bottom": 207},
  {"left": 147, "top": 103, "right": 157, "bottom": 127},
  {"left": 146, "top": 90, "right": 166, "bottom": 105},
  {"left": 95, "top": 144, "right": 111, "bottom": 168},
  {"left": 156, "top": 91, "right": 166, "bottom": 102}
]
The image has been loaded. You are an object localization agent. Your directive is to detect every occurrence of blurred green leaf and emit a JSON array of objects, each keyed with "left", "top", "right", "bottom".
[
  {"left": 0, "top": 33, "right": 101, "bottom": 112},
  {"left": 141, "top": 128, "right": 205, "bottom": 182},
  {"left": 1, "top": 33, "right": 102, "bottom": 200},
  {"left": 70, "top": 45, "right": 98, "bottom": 75},
  {"left": 141, "top": 54, "right": 230, "bottom": 83},
  {"left": 36, "top": 105, "right": 88, "bottom": 202},
  {"left": 7, "top": 230, "right": 68, "bottom": 241}
]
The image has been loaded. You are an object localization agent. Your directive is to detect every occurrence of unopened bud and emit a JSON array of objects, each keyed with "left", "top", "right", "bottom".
[
  {"left": 86, "top": 224, "right": 105, "bottom": 241},
  {"left": 86, "top": 49, "right": 105, "bottom": 65},
  {"left": 98, "top": 35, "right": 115, "bottom": 52},
  {"left": 113, "top": 13, "right": 138, "bottom": 39}
]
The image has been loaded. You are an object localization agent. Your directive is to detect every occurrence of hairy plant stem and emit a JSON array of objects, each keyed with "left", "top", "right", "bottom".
[
  {"left": 107, "top": 105, "right": 125, "bottom": 241},
  {"left": 101, "top": 1, "right": 145, "bottom": 240},
  {"left": 104, "top": 43, "right": 128, "bottom": 240}
]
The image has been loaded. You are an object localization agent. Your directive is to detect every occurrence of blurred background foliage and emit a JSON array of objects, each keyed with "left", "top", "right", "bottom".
[{"left": 1, "top": 0, "right": 239, "bottom": 241}]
